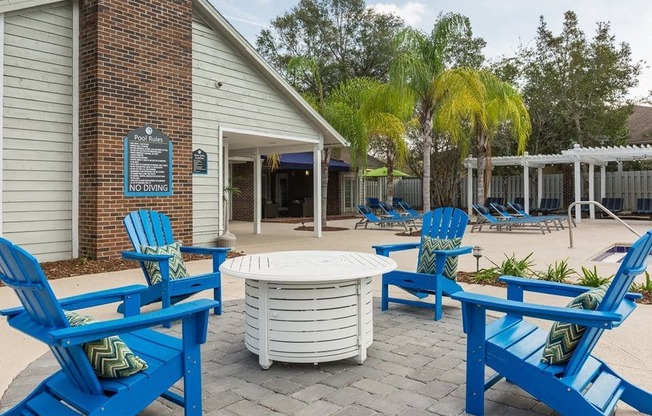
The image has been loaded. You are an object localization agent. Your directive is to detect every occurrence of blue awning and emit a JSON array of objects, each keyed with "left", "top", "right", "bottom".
[{"left": 275, "top": 152, "right": 350, "bottom": 172}]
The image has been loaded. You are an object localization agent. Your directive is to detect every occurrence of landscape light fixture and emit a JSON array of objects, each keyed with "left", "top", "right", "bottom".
[{"left": 472, "top": 246, "right": 483, "bottom": 272}]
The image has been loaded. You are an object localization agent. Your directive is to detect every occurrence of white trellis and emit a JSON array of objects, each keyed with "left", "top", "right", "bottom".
[{"left": 463, "top": 144, "right": 652, "bottom": 223}]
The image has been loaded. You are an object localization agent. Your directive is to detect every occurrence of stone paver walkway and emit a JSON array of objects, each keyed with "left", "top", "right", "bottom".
[{"left": 0, "top": 299, "right": 553, "bottom": 416}]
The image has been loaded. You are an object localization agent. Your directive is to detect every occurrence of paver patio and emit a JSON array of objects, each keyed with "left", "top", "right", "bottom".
[{"left": 1, "top": 217, "right": 651, "bottom": 415}]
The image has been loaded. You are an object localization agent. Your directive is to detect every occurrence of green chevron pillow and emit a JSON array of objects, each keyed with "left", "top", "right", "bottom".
[
  {"left": 64, "top": 310, "right": 148, "bottom": 378},
  {"left": 141, "top": 241, "right": 189, "bottom": 285},
  {"left": 541, "top": 283, "right": 610, "bottom": 365},
  {"left": 416, "top": 236, "right": 462, "bottom": 280}
]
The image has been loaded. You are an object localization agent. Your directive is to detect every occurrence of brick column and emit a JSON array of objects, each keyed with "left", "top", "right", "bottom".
[{"left": 79, "top": 0, "right": 193, "bottom": 259}]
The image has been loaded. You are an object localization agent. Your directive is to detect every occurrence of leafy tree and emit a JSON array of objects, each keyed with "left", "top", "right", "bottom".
[
  {"left": 256, "top": 0, "right": 404, "bottom": 97},
  {"left": 390, "top": 13, "right": 483, "bottom": 211},
  {"left": 513, "top": 11, "right": 641, "bottom": 154}
]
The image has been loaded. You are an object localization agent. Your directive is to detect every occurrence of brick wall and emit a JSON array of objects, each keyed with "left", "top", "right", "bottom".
[
  {"left": 232, "top": 163, "right": 255, "bottom": 221},
  {"left": 327, "top": 171, "right": 341, "bottom": 215},
  {"left": 79, "top": 0, "right": 193, "bottom": 259}
]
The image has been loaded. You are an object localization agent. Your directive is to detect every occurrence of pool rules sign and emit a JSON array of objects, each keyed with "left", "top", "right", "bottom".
[{"left": 124, "top": 125, "right": 173, "bottom": 197}]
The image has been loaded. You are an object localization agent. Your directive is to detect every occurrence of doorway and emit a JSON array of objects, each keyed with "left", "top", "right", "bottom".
[
  {"left": 276, "top": 173, "right": 289, "bottom": 214},
  {"left": 343, "top": 174, "right": 357, "bottom": 213}
]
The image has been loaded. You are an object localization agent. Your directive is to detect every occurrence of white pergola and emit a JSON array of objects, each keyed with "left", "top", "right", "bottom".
[{"left": 463, "top": 144, "right": 652, "bottom": 223}]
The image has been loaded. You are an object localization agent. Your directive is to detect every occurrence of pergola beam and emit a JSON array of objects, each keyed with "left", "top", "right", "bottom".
[{"left": 463, "top": 144, "right": 652, "bottom": 218}]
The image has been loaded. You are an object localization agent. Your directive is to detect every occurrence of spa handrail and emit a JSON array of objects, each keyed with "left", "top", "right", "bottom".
[{"left": 567, "top": 200, "right": 641, "bottom": 248}]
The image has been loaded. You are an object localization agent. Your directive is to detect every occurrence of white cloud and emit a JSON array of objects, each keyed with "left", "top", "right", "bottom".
[{"left": 369, "top": 2, "right": 427, "bottom": 26}]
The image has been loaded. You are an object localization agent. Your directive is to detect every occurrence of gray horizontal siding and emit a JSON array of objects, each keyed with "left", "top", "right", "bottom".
[
  {"left": 3, "top": 2, "right": 73, "bottom": 261},
  {"left": 191, "top": 13, "right": 325, "bottom": 244},
  {"left": 191, "top": 16, "right": 319, "bottom": 139}
]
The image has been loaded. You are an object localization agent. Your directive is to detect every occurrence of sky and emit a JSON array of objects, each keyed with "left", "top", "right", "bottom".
[{"left": 211, "top": 0, "right": 652, "bottom": 101}]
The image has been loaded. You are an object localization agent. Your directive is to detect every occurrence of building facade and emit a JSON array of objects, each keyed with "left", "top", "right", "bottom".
[{"left": 0, "top": 0, "right": 345, "bottom": 261}]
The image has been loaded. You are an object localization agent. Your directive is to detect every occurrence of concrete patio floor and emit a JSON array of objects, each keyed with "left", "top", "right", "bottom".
[{"left": 1, "top": 216, "right": 651, "bottom": 414}]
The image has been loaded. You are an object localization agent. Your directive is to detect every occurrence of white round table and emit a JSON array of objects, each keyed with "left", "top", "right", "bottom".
[{"left": 220, "top": 251, "right": 397, "bottom": 369}]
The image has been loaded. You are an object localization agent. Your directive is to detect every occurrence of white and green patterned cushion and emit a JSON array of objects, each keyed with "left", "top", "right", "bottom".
[
  {"left": 64, "top": 311, "right": 148, "bottom": 378},
  {"left": 140, "top": 241, "right": 189, "bottom": 285},
  {"left": 416, "top": 236, "right": 462, "bottom": 280},
  {"left": 541, "top": 283, "right": 610, "bottom": 365}
]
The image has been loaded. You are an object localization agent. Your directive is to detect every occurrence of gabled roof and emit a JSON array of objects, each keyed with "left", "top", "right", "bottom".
[
  {"left": 627, "top": 105, "right": 652, "bottom": 145},
  {"left": 194, "top": 0, "right": 348, "bottom": 149}
]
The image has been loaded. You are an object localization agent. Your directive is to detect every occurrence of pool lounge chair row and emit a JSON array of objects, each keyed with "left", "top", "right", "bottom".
[
  {"left": 355, "top": 204, "right": 418, "bottom": 231},
  {"left": 633, "top": 198, "right": 652, "bottom": 215},
  {"left": 503, "top": 202, "right": 569, "bottom": 230},
  {"left": 471, "top": 204, "right": 553, "bottom": 234},
  {"left": 530, "top": 197, "right": 561, "bottom": 214}
]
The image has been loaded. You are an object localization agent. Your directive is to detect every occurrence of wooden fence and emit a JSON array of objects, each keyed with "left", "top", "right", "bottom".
[{"left": 368, "top": 170, "right": 652, "bottom": 211}]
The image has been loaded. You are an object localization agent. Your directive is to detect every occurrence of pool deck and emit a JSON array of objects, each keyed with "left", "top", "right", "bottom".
[{"left": 1, "top": 216, "right": 651, "bottom": 414}]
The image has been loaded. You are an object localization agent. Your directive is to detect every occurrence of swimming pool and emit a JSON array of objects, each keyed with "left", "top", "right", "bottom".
[{"left": 592, "top": 244, "right": 652, "bottom": 263}]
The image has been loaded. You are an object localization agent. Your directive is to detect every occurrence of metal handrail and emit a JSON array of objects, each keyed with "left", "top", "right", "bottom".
[{"left": 567, "top": 201, "right": 641, "bottom": 248}]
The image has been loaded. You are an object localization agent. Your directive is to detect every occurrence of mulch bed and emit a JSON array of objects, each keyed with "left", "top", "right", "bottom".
[
  {"left": 38, "top": 251, "right": 244, "bottom": 280},
  {"left": 394, "top": 229, "right": 652, "bottom": 304},
  {"left": 395, "top": 230, "right": 421, "bottom": 237},
  {"left": 12, "top": 247, "right": 652, "bottom": 305},
  {"left": 294, "top": 225, "right": 349, "bottom": 232},
  {"left": 456, "top": 271, "right": 651, "bottom": 304}
]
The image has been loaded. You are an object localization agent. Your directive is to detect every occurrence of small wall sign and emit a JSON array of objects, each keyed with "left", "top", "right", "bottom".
[
  {"left": 193, "top": 148, "right": 208, "bottom": 174},
  {"left": 123, "top": 125, "right": 173, "bottom": 197}
]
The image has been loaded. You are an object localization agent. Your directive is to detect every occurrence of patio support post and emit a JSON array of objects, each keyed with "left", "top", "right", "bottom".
[
  {"left": 313, "top": 144, "right": 322, "bottom": 238},
  {"left": 600, "top": 165, "right": 606, "bottom": 202},
  {"left": 0, "top": 14, "right": 5, "bottom": 235},
  {"left": 537, "top": 167, "right": 543, "bottom": 208},
  {"left": 224, "top": 142, "right": 231, "bottom": 225},
  {"left": 574, "top": 159, "right": 582, "bottom": 223},
  {"left": 218, "top": 127, "right": 225, "bottom": 234},
  {"left": 523, "top": 153, "right": 530, "bottom": 213},
  {"left": 467, "top": 165, "right": 473, "bottom": 216},
  {"left": 588, "top": 163, "right": 595, "bottom": 219},
  {"left": 254, "top": 148, "right": 262, "bottom": 234}
]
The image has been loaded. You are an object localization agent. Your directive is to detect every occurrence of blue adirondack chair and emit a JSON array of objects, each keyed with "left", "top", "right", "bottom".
[
  {"left": 452, "top": 230, "right": 652, "bottom": 415},
  {"left": 0, "top": 237, "right": 217, "bottom": 416},
  {"left": 122, "top": 210, "right": 230, "bottom": 316},
  {"left": 373, "top": 207, "right": 472, "bottom": 320}
]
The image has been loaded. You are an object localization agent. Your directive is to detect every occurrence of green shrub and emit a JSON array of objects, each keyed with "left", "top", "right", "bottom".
[
  {"left": 472, "top": 267, "right": 500, "bottom": 284},
  {"left": 576, "top": 265, "right": 613, "bottom": 287},
  {"left": 536, "top": 259, "right": 575, "bottom": 283},
  {"left": 492, "top": 252, "right": 535, "bottom": 277},
  {"left": 631, "top": 271, "right": 652, "bottom": 292},
  {"left": 471, "top": 253, "right": 534, "bottom": 284}
]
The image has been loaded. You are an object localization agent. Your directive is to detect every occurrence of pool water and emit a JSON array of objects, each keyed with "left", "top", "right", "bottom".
[{"left": 592, "top": 244, "right": 652, "bottom": 263}]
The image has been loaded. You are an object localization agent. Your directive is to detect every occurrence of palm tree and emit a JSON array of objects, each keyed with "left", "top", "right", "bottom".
[
  {"left": 289, "top": 55, "right": 414, "bottom": 218},
  {"left": 328, "top": 78, "right": 413, "bottom": 204},
  {"left": 434, "top": 69, "right": 531, "bottom": 204},
  {"left": 390, "top": 13, "right": 471, "bottom": 211},
  {"left": 361, "top": 83, "right": 413, "bottom": 203}
]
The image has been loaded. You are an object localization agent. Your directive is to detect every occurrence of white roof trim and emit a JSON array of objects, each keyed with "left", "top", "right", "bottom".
[
  {"left": 0, "top": 0, "right": 64, "bottom": 14},
  {"left": 193, "top": 0, "right": 348, "bottom": 149},
  {"left": 464, "top": 144, "right": 652, "bottom": 169}
]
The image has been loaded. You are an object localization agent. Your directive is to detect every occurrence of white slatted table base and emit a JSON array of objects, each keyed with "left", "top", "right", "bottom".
[{"left": 244, "top": 277, "right": 373, "bottom": 369}]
